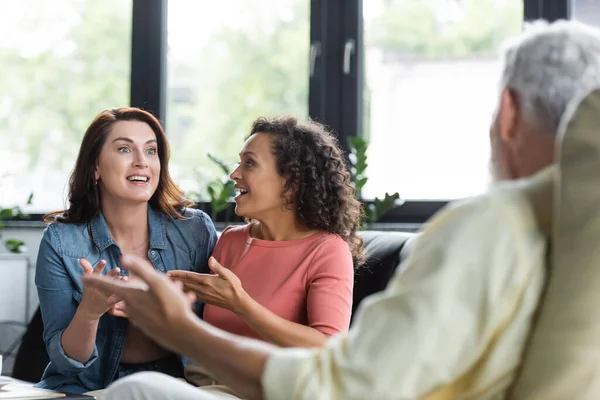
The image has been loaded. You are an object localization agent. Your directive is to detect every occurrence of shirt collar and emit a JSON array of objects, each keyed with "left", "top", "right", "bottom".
[{"left": 90, "top": 205, "right": 167, "bottom": 251}]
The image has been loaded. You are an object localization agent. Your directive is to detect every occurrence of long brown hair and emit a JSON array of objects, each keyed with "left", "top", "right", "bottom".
[{"left": 44, "top": 107, "right": 193, "bottom": 223}]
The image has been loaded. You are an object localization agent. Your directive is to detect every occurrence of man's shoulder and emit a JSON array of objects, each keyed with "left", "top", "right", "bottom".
[{"left": 424, "top": 182, "right": 539, "bottom": 241}]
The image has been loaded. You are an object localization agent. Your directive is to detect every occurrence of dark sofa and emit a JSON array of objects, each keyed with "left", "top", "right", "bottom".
[{"left": 11, "top": 230, "right": 417, "bottom": 383}]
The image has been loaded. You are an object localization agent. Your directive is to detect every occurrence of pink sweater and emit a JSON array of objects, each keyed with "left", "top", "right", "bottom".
[{"left": 203, "top": 224, "right": 354, "bottom": 339}]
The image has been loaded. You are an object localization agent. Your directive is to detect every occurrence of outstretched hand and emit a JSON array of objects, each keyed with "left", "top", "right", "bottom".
[
  {"left": 167, "top": 257, "right": 250, "bottom": 315},
  {"left": 82, "top": 254, "right": 198, "bottom": 355}
]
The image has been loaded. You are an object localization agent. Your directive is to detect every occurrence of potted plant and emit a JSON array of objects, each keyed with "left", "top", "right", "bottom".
[
  {"left": 348, "top": 136, "right": 401, "bottom": 229},
  {"left": 0, "top": 206, "right": 28, "bottom": 254},
  {"left": 188, "top": 154, "right": 242, "bottom": 229}
]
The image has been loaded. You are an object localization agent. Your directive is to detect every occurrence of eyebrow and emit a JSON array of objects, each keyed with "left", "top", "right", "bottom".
[
  {"left": 239, "top": 151, "right": 257, "bottom": 157},
  {"left": 112, "top": 137, "right": 157, "bottom": 144}
]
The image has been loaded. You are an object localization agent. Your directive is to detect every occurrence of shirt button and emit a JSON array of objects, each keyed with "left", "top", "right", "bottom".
[
  {"left": 159, "top": 267, "right": 165, "bottom": 272},
  {"left": 150, "top": 250, "right": 156, "bottom": 256}
]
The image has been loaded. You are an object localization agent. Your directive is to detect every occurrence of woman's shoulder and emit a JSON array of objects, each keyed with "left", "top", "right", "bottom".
[
  {"left": 312, "top": 231, "right": 350, "bottom": 251},
  {"left": 173, "top": 207, "right": 214, "bottom": 230},
  {"left": 219, "top": 223, "right": 251, "bottom": 239},
  {"left": 179, "top": 207, "right": 209, "bottom": 221},
  {"left": 42, "top": 219, "right": 88, "bottom": 242},
  {"left": 307, "top": 233, "right": 354, "bottom": 271},
  {"left": 39, "top": 220, "right": 94, "bottom": 259}
]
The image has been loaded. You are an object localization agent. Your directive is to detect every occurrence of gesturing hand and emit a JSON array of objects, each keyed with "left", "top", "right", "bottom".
[
  {"left": 78, "top": 259, "right": 122, "bottom": 320},
  {"left": 167, "top": 257, "right": 250, "bottom": 315},
  {"left": 81, "top": 254, "right": 198, "bottom": 355}
]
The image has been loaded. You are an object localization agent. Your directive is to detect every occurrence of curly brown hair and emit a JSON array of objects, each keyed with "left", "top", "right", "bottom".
[{"left": 249, "top": 116, "right": 365, "bottom": 266}]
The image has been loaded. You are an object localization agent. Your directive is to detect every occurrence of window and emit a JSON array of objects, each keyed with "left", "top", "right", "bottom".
[
  {"left": 166, "top": 0, "right": 310, "bottom": 199},
  {"left": 0, "top": 0, "right": 132, "bottom": 212},
  {"left": 362, "top": 0, "right": 523, "bottom": 200},
  {"left": 572, "top": 0, "right": 599, "bottom": 24}
]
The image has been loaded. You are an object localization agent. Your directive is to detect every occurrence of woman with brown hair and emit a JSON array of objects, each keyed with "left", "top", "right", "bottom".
[{"left": 34, "top": 107, "right": 217, "bottom": 394}]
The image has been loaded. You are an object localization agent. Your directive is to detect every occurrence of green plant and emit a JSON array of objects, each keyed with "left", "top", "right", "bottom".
[
  {"left": 0, "top": 193, "right": 33, "bottom": 254},
  {"left": 349, "top": 137, "right": 369, "bottom": 197},
  {"left": 205, "top": 154, "right": 236, "bottom": 222},
  {"left": 348, "top": 136, "right": 400, "bottom": 226}
]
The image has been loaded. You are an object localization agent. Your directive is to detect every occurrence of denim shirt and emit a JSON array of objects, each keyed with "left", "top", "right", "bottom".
[{"left": 34, "top": 206, "right": 217, "bottom": 393}]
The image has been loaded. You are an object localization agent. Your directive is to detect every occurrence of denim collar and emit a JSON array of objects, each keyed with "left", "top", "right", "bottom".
[{"left": 90, "top": 205, "right": 166, "bottom": 251}]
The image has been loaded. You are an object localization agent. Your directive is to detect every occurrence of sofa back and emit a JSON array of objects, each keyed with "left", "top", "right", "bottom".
[{"left": 352, "top": 230, "right": 416, "bottom": 319}]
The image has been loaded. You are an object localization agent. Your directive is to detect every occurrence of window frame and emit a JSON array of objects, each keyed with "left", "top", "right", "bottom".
[
  {"left": 7, "top": 0, "right": 572, "bottom": 226},
  {"left": 311, "top": 0, "right": 567, "bottom": 225}
]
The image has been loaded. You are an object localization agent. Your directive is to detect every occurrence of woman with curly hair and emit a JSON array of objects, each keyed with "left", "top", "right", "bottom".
[{"left": 168, "top": 116, "right": 363, "bottom": 352}]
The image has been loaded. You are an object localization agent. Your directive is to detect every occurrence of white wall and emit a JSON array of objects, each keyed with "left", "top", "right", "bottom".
[
  {"left": 2, "top": 223, "right": 44, "bottom": 314},
  {"left": 0, "top": 223, "right": 43, "bottom": 375}
]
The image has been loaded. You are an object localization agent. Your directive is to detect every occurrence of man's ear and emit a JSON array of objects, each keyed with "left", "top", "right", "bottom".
[{"left": 498, "top": 87, "right": 520, "bottom": 143}]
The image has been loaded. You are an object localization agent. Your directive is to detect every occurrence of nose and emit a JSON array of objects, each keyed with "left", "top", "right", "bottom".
[
  {"left": 133, "top": 150, "right": 149, "bottom": 168},
  {"left": 230, "top": 164, "right": 241, "bottom": 180}
]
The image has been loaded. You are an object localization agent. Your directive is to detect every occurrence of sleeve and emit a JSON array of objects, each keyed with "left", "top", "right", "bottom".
[
  {"left": 34, "top": 225, "right": 99, "bottom": 376},
  {"left": 262, "top": 196, "right": 529, "bottom": 400},
  {"left": 192, "top": 210, "right": 219, "bottom": 274},
  {"left": 209, "top": 225, "right": 235, "bottom": 262},
  {"left": 191, "top": 212, "right": 219, "bottom": 319},
  {"left": 305, "top": 238, "right": 354, "bottom": 335}
]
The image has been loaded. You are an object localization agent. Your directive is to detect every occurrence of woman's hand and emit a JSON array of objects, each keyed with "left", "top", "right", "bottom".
[
  {"left": 108, "top": 275, "right": 130, "bottom": 318},
  {"left": 167, "top": 257, "right": 250, "bottom": 315},
  {"left": 107, "top": 275, "right": 147, "bottom": 318},
  {"left": 82, "top": 254, "right": 198, "bottom": 355},
  {"left": 78, "top": 259, "right": 123, "bottom": 319}
]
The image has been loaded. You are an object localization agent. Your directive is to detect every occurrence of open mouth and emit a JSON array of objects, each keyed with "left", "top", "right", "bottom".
[
  {"left": 235, "top": 187, "right": 249, "bottom": 197},
  {"left": 127, "top": 175, "right": 149, "bottom": 184}
]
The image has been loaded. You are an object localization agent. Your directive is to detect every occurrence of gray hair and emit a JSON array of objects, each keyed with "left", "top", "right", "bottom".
[{"left": 500, "top": 19, "right": 600, "bottom": 134}]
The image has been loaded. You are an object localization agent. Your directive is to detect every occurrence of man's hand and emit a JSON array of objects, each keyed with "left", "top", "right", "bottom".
[{"left": 82, "top": 254, "right": 197, "bottom": 354}]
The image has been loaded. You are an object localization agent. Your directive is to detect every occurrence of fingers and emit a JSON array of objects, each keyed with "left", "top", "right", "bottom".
[
  {"left": 82, "top": 275, "right": 131, "bottom": 299},
  {"left": 173, "top": 280, "right": 185, "bottom": 291},
  {"left": 185, "top": 291, "right": 196, "bottom": 306},
  {"left": 108, "top": 308, "right": 128, "bottom": 318},
  {"left": 182, "top": 282, "right": 204, "bottom": 294},
  {"left": 208, "top": 257, "right": 234, "bottom": 280},
  {"left": 79, "top": 258, "right": 95, "bottom": 275},
  {"left": 166, "top": 270, "right": 189, "bottom": 279},
  {"left": 119, "top": 254, "right": 179, "bottom": 301},
  {"left": 93, "top": 259, "right": 108, "bottom": 274},
  {"left": 107, "top": 293, "right": 122, "bottom": 305},
  {"left": 181, "top": 283, "right": 209, "bottom": 303},
  {"left": 170, "top": 281, "right": 196, "bottom": 307},
  {"left": 208, "top": 257, "right": 221, "bottom": 273},
  {"left": 107, "top": 267, "right": 121, "bottom": 279},
  {"left": 167, "top": 271, "right": 213, "bottom": 284},
  {"left": 112, "top": 299, "right": 126, "bottom": 309},
  {"left": 108, "top": 301, "right": 129, "bottom": 318},
  {"left": 165, "top": 270, "right": 204, "bottom": 281},
  {"left": 119, "top": 254, "right": 162, "bottom": 287},
  {"left": 174, "top": 281, "right": 202, "bottom": 300}
]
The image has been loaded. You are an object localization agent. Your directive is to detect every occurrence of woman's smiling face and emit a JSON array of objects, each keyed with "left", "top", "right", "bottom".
[{"left": 229, "top": 133, "right": 289, "bottom": 220}]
